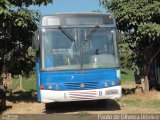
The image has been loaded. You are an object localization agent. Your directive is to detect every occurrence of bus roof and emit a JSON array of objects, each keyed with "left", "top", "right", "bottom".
[
  {"left": 44, "top": 12, "right": 113, "bottom": 16},
  {"left": 41, "top": 12, "right": 115, "bottom": 26}
]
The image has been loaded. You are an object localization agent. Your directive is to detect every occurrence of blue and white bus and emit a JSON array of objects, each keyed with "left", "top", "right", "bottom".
[{"left": 33, "top": 13, "right": 122, "bottom": 109}]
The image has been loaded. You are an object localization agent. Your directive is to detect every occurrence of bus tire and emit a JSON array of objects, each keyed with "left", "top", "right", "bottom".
[{"left": 45, "top": 103, "right": 56, "bottom": 110}]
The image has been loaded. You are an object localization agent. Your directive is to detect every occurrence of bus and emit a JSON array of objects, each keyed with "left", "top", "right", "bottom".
[{"left": 32, "top": 13, "right": 122, "bottom": 109}]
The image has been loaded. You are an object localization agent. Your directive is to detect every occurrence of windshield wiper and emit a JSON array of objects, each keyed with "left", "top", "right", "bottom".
[
  {"left": 85, "top": 25, "right": 100, "bottom": 41},
  {"left": 58, "top": 26, "right": 75, "bottom": 42}
]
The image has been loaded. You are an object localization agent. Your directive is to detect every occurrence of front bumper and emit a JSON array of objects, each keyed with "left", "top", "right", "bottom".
[{"left": 40, "top": 86, "right": 122, "bottom": 103}]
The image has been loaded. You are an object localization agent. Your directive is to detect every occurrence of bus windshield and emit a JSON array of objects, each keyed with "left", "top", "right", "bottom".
[{"left": 41, "top": 27, "right": 119, "bottom": 71}]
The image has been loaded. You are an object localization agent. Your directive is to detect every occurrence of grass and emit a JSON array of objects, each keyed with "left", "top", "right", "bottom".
[
  {"left": 146, "top": 100, "right": 160, "bottom": 109},
  {"left": 12, "top": 74, "right": 36, "bottom": 91},
  {"left": 22, "top": 75, "right": 36, "bottom": 90},
  {"left": 77, "top": 111, "right": 90, "bottom": 116},
  {"left": 7, "top": 74, "right": 37, "bottom": 102},
  {"left": 121, "top": 69, "right": 135, "bottom": 85},
  {"left": 121, "top": 90, "right": 160, "bottom": 110},
  {"left": 121, "top": 99, "right": 141, "bottom": 107},
  {"left": 121, "top": 99, "right": 160, "bottom": 110}
]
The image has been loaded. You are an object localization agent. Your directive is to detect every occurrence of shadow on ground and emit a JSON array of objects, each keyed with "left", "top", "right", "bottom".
[
  {"left": 122, "top": 88, "right": 135, "bottom": 95},
  {"left": 44, "top": 99, "right": 121, "bottom": 114},
  {"left": 7, "top": 89, "right": 37, "bottom": 103},
  {"left": 0, "top": 106, "right": 12, "bottom": 114},
  {"left": 0, "top": 90, "right": 37, "bottom": 114},
  {"left": 0, "top": 90, "right": 36, "bottom": 114}
]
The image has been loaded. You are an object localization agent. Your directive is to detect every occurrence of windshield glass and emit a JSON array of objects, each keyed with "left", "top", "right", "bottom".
[{"left": 41, "top": 27, "right": 119, "bottom": 71}]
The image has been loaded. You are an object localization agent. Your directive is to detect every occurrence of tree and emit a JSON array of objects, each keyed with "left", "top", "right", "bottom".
[
  {"left": 8, "top": 0, "right": 53, "bottom": 7},
  {"left": 0, "top": 0, "right": 52, "bottom": 75},
  {"left": 100, "top": 0, "right": 160, "bottom": 92},
  {"left": 119, "top": 35, "right": 133, "bottom": 69}
]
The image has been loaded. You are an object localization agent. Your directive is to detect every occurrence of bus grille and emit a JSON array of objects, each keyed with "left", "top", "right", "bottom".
[
  {"left": 64, "top": 82, "right": 99, "bottom": 90},
  {"left": 68, "top": 91, "right": 97, "bottom": 100}
]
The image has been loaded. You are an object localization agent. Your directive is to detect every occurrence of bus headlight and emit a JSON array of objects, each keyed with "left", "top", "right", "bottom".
[
  {"left": 56, "top": 84, "right": 60, "bottom": 90},
  {"left": 112, "top": 81, "right": 115, "bottom": 86},
  {"left": 48, "top": 84, "right": 53, "bottom": 89},
  {"left": 104, "top": 82, "right": 108, "bottom": 87}
]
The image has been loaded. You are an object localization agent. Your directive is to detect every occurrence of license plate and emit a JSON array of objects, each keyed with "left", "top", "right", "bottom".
[{"left": 105, "top": 89, "right": 118, "bottom": 95}]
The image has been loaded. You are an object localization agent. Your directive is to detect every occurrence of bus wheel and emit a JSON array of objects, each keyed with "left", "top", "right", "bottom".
[
  {"left": 45, "top": 103, "right": 56, "bottom": 110},
  {"left": 96, "top": 100, "right": 107, "bottom": 107}
]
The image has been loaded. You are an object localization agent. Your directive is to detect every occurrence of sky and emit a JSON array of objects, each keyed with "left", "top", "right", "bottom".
[{"left": 30, "top": 0, "right": 106, "bottom": 15}]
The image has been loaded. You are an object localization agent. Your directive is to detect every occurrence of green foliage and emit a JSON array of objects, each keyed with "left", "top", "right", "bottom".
[
  {"left": 0, "top": 8, "right": 39, "bottom": 75},
  {"left": 100, "top": 0, "right": 160, "bottom": 76},
  {"left": 119, "top": 35, "right": 133, "bottom": 68},
  {"left": 0, "top": 0, "right": 52, "bottom": 75},
  {"left": 8, "top": 0, "right": 53, "bottom": 7}
]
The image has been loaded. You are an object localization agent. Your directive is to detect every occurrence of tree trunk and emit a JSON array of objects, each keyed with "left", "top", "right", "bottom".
[
  {"left": 141, "top": 65, "right": 150, "bottom": 92},
  {"left": 143, "top": 75, "right": 149, "bottom": 92},
  {"left": 19, "top": 74, "right": 23, "bottom": 91}
]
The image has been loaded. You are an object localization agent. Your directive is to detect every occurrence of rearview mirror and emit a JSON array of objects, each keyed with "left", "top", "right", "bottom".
[
  {"left": 32, "top": 31, "right": 40, "bottom": 50},
  {"left": 117, "top": 30, "right": 121, "bottom": 43}
]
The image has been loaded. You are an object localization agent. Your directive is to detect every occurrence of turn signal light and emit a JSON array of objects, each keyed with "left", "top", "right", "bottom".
[{"left": 40, "top": 85, "right": 44, "bottom": 89}]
